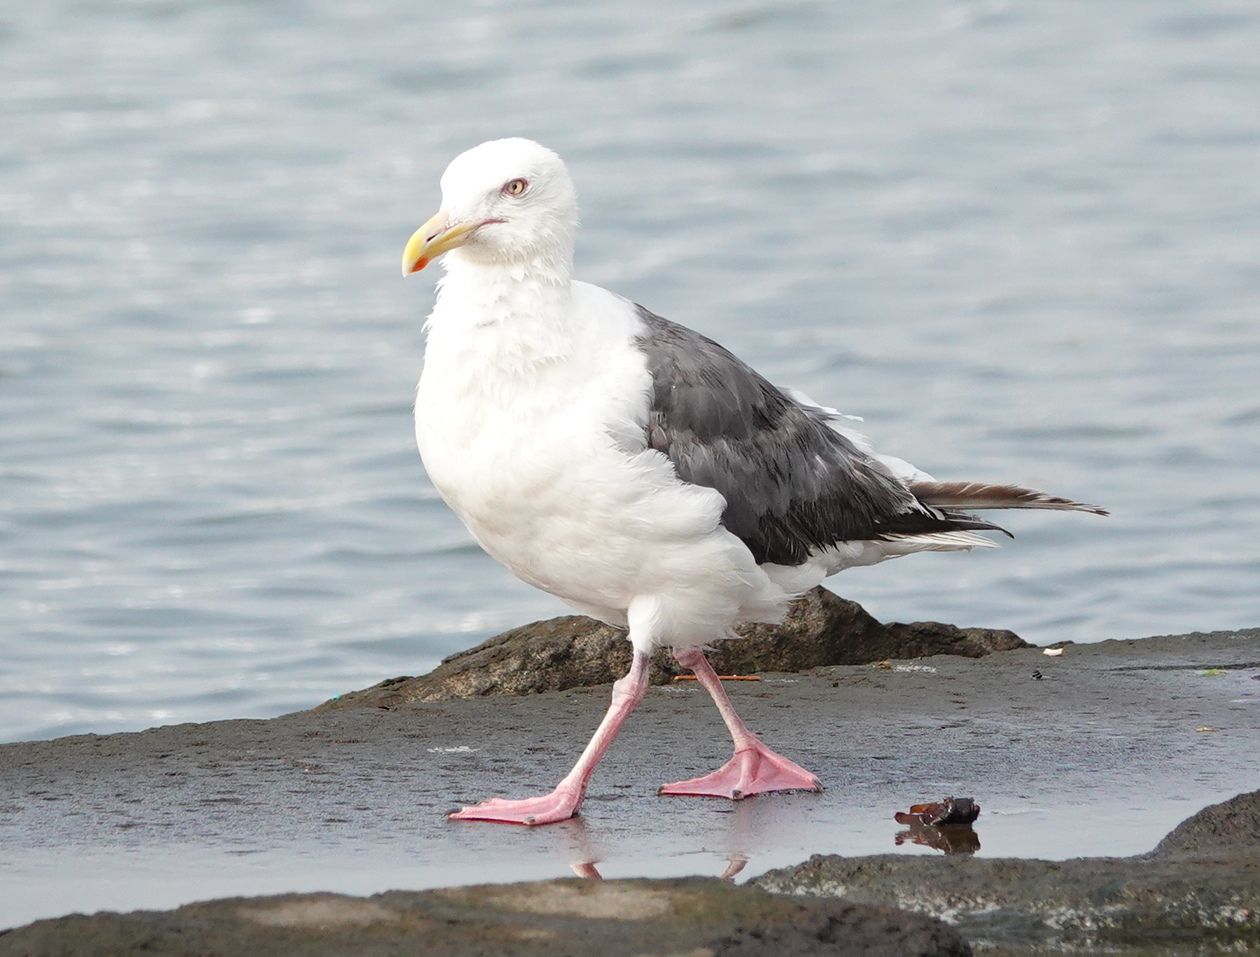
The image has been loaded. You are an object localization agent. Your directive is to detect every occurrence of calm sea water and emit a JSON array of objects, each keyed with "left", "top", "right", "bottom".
[{"left": 2, "top": 1, "right": 1258, "bottom": 743}]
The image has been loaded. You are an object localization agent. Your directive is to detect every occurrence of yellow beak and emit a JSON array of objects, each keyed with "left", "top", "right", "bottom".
[{"left": 401, "top": 210, "right": 480, "bottom": 276}]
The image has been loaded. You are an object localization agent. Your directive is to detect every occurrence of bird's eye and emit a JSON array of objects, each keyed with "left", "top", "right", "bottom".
[{"left": 503, "top": 178, "right": 528, "bottom": 196}]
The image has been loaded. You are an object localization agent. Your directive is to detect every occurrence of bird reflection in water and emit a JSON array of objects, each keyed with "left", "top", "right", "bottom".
[
  {"left": 560, "top": 805, "right": 755, "bottom": 881},
  {"left": 557, "top": 794, "right": 982, "bottom": 882},
  {"left": 569, "top": 854, "right": 751, "bottom": 882}
]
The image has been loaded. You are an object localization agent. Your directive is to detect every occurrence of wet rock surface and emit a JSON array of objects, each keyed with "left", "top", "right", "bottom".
[
  {"left": 6, "top": 799, "right": 1260, "bottom": 957},
  {"left": 317, "top": 587, "right": 1027, "bottom": 710},
  {"left": 755, "top": 789, "right": 1260, "bottom": 956},
  {"left": 0, "top": 878, "right": 972, "bottom": 957},
  {"left": 2, "top": 628, "right": 1258, "bottom": 954}
]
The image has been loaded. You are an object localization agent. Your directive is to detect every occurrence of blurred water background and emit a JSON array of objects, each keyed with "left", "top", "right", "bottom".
[{"left": 2, "top": 0, "right": 1258, "bottom": 743}]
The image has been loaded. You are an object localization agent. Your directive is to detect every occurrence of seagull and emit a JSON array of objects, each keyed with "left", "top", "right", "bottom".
[{"left": 401, "top": 138, "right": 1105, "bottom": 826}]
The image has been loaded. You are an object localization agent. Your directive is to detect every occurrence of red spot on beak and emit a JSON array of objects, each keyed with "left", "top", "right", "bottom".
[{"left": 410, "top": 257, "right": 429, "bottom": 274}]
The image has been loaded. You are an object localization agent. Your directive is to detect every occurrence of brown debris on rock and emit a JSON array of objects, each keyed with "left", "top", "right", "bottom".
[
  {"left": 894, "top": 797, "right": 982, "bottom": 856},
  {"left": 895, "top": 797, "right": 982, "bottom": 828},
  {"left": 316, "top": 587, "right": 1026, "bottom": 711}
]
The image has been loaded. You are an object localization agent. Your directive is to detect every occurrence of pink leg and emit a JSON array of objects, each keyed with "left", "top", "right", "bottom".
[
  {"left": 450, "top": 651, "right": 650, "bottom": 825},
  {"left": 659, "top": 647, "right": 822, "bottom": 800}
]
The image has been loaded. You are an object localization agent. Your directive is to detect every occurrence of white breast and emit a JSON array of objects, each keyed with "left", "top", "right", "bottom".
[{"left": 417, "top": 280, "right": 760, "bottom": 634}]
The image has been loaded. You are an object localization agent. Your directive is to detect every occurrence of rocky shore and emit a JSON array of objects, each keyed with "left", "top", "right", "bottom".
[
  {"left": 1, "top": 599, "right": 1257, "bottom": 955},
  {"left": 0, "top": 878, "right": 973, "bottom": 957},
  {"left": 316, "top": 586, "right": 1028, "bottom": 710}
]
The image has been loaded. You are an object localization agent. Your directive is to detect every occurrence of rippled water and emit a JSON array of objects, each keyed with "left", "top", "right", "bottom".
[{"left": 2, "top": 1, "right": 1258, "bottom": 743}]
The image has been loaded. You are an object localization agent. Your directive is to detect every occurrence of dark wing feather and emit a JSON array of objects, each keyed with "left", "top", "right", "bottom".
[{"left": 634, "top": 306, "right": 1001, "bottom": 565}]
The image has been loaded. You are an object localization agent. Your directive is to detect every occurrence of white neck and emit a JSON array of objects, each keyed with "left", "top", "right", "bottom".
[{"left": 424, "top": 252, "right": 577, "bottom": 376}]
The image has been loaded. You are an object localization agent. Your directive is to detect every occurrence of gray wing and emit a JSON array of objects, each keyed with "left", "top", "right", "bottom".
[{"left": 634, "top": 305, "right": 1001, "bottom": 565}]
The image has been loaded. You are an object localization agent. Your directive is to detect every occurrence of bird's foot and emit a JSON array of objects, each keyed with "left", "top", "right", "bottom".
[
  {"left": 658, "top": 742, "right": 822, "bottom": 800},
  {"left": 448, "top": 785, "right": 581, "bottom": 826}
]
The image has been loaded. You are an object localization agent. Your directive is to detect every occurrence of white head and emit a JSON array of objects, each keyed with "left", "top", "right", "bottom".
[{"left": 401, "top": 138, "right": 578, "bottom": 276}]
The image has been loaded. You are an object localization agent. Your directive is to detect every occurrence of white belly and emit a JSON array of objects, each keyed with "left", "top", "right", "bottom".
[
  {"left": 416, "top": 374, "right": 793, "bottom": 646},
  {"left": 417, "top": 355, "right": 712, "bottom": 620}
]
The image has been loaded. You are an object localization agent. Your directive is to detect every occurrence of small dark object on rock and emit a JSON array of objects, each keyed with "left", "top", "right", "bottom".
[
  {"left": 1032, "top": 669, "right": 1043, "bottom": 680},
  {"left": 895, "top": 797, "right": 981, "bottom": 856},
  {"left": 896, "top": 796, "right": 981, "bottom": 827}
]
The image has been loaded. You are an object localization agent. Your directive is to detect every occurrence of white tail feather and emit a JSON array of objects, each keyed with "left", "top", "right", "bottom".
[{"left": 886, "top": 530, "right": 999, "bottom": 551}]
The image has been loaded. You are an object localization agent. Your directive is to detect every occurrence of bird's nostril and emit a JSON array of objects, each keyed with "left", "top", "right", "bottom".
[{"left": 426, "top": 231, "right": 441, "bottom": 242}]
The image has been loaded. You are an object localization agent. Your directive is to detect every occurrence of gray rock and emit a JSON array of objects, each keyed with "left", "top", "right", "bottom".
[
  {"left": 317, "top": 587, "right": 1026, "bottom": 710},
  {"left": 0, "top": 878, "right": 971, "bottom": 957},
  {"left": 1152, "top": 788, "right": 1260, "bottom": 858},
  {"left": 3, "top": 631, "right": 1258, "bottom": 956},
  {"left": 754, "top": 790, "right": 1260, "bottom": 956}
]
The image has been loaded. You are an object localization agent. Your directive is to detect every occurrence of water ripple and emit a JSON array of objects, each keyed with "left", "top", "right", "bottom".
[{"left": 1, "top": 0, "right": 1258, "bottom": 742}]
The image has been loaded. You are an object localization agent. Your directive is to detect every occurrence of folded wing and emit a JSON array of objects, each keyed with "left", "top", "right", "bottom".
[{"left": 634, "top": 306, "right": 1009, "bottom": 566}]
